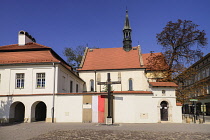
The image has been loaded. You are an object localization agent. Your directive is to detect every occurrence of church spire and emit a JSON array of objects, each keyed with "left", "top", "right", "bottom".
[{"left": 123, "top": 10, "right": 132, "bottom": 52}]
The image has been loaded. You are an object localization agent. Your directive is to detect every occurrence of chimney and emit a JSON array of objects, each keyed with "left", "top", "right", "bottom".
[{"left": 18, "top": 30, "right": 36, "bottom": 45}]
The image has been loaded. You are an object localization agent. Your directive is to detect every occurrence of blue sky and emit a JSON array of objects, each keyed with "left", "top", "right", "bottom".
[{"left": 0, "top": 0, "right": 210, "bottom": 60}]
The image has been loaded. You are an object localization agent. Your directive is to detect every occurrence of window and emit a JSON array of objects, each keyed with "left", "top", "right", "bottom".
[
  {"left": 202, "top": 70, "right": 206, "bottom": 79},
  {"left": 90, "top": 79, "right": 94, "bottom": 92},
  {"left": 129, "top": 78, "right": 133, "bottom": 91},
  {"left": 198, "top": 73, "right": 201, "bottom": 81},
  {"left": 162, "top": 90, "right": 166, "bottom": 96},
  {"left": 16, "top": 73, "right": 24, "bottom": 89},
  {"left": 76, "top": 84, "right": 78, "bottom": 93},
  {"left": 36, "top": 73, "right": 45, "bottom": 88},
  {"left": 70, "top": 81, "right": 73, "bottom": 93},
  {"left": 62, "top": 76, "right": 66, "bottom": 90},
  {"left": 206, "top": 68, "right": 209, "bottom": 77}
]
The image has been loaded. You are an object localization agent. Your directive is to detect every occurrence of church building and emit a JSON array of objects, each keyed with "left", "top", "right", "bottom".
[{"left": 0, "top": 11, "right": 182, "bottom": 124}]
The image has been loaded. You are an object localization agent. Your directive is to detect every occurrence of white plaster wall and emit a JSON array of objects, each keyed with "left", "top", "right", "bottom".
[
  {"left": 0, "top": 95, "right": 53, "bottom": 122},
  {"left": 79, "top": 69, "right": 150, "bottom": 92},
  {"left": 0, "top": 64, "right": 84, "bottom": 95},
  {"left": 0, "top": 95, "right": 83, "bottom": 123},
  {"left": 114, "top": 87, "right": 182, "bottom": 123},
  {"left": 172, "top": 106, "right": 182, "bottom": 123},
  {"left": 152, "top": 87, "right": 176, "bottom": 97},
  {"left": 0, "top": 65, "right": 56, "bottom": 95},
  {"left": 55, "top": 95, "right": 83, "bottom": 122},
  {"left": 151, "top": 87, "right": 182, "bottom": 123},
  {"left": 57, "top": 65, "right": 84, "bottom": 93},
  {"left": 114, "top": 94, "right": 157, "bottom": 123}
]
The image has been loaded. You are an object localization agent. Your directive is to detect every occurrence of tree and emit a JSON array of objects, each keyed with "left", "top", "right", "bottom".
[
  {"left": 63, "top": 46, "right": 86, "bottom": 68},
  {"left": 64, "top": 45, "right": 99, "bottom": 69},
  {"left": 150, "top": 19, "right": 208, "bottom": 81}
]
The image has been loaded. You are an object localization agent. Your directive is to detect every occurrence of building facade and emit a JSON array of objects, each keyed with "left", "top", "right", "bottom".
[{"left": 176, "top": 53, "right": 210, "bottom": 115}]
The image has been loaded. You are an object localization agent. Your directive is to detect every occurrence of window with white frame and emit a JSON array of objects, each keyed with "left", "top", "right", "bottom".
[
  {"left": 36, "top": 73, "right": 45, "bottom": 88},
  {"left": 16, "top": 73, "right": 24, "bottom": 89}
]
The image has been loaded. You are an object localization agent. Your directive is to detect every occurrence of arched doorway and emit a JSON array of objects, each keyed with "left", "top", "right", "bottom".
[
  {"left": 9, "top": 102, "right": 25, "bottom": 123},
  {"left": 160, "top": 101, "right": 168, "bottom": 121},
  {"left": 31, "top": 101, "right": 47, "bottom": 122},
  {"left": 35, "top": 102, "right": 46, "bottom": 121}
]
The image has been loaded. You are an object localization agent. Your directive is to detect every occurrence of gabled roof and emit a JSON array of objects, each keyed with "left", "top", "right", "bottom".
[
  {"left": 149, "top": 82, "right": 178, "bottom": 87},
  {"left": 0, "top": 50, "right": 60, "bottom": 64},
  {"left": 0, "top": 42, "right": 60, "bottom": 65},
  {"left": 78, "top": 47, "right": 166, "bottom": 71},
  {"left": 78, "top": 47, "right": 144, "bottom": 71}
]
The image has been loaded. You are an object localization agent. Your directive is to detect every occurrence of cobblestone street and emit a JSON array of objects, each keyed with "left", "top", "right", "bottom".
[
  {"left": 1, "top": 122, "right": 210, "bottom": 140},
  {"left": 30, "top": 129, "right": 210, "bottom": 140}
]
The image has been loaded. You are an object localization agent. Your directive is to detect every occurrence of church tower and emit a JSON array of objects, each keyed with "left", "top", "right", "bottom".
[{"left": 123, "top": 10, "right": 132, "bottom": 52}]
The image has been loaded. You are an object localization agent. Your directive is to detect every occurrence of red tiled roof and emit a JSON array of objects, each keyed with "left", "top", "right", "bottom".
[
  {"left": 142, "top": 52, "right": 168, "bottom": 70},
  {"left": 78, "top": 47, "right": 143, "bottom": 70},
  {"left": 142, "top": 52, "right": 162, "bottom": 66},
  {"left": 0, "top": 50, "right": 60, "bottom": 64},
  {"left": 0, "top": 42, "right": 65, "bottom": 65},
  {"left": 0, "top": 42, "right": 50, "bottom": 51},
  {"left": 176, "top": 102, "right": 182, "bottom": 106},
  {"left": 0, "top": 42, "right": 83, "bottom": 82},
  {"left": 78, "top": 47, "right": 167, "bottom": 71},
  {"left": 149, "top": 82, "right": 178, "bottom": 87}
]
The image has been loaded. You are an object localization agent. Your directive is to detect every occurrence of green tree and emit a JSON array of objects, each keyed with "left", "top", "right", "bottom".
[
  {"left": 151, "top": 19, "right": 208, "bottom": 81},
  {"left": 63, "top": 45, "right": 86, "bottom": 68},
  {"left": 64, "top": 45, "right": 98, "bottom": 68}
]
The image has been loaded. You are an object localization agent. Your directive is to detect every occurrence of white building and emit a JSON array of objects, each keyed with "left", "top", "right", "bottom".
[
  {"left": 0, "top": 11, "right": 182, "bottom": 124},
  {"left": 0, "top": 31, "right": 85, "bottom": 123}
]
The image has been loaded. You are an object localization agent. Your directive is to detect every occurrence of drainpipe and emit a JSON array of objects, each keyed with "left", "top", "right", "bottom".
[
  {"left": 52, "top": 62, "right": 56, "bottom": 123},
  {"left": 94, "top": 70, "right": 97, "bottom": 92}
]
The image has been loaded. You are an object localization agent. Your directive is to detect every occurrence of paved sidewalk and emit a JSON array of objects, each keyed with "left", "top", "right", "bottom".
[{"left": 1, "top": 122, "right": 210, "bottom": 140}]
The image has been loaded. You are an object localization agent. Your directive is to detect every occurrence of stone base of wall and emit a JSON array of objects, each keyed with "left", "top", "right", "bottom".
[{"left": 46, "top": 118, "right": 56, "bottom": 123}]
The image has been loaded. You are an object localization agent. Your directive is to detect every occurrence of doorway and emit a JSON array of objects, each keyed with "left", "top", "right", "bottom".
[{"left": 160, "top": 101, "right": 168, "bottom": 121}]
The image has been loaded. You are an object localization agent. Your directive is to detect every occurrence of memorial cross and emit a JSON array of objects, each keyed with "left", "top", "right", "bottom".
[{"left": 97, "top": 73, "right": 121, "bottom": 124}]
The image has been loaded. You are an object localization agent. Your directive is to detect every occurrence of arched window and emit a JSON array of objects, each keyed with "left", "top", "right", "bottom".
[
  {"left": 90, "top": 79, "right": 94, "bottom": 92},
  {"left": 129, "top": 78, "right": 133, "bottom": 91}
]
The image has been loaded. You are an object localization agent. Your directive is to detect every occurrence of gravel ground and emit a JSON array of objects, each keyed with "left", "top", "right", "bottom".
[{"left": 1, "top": 122, "right": 210, "bottom": 140}]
